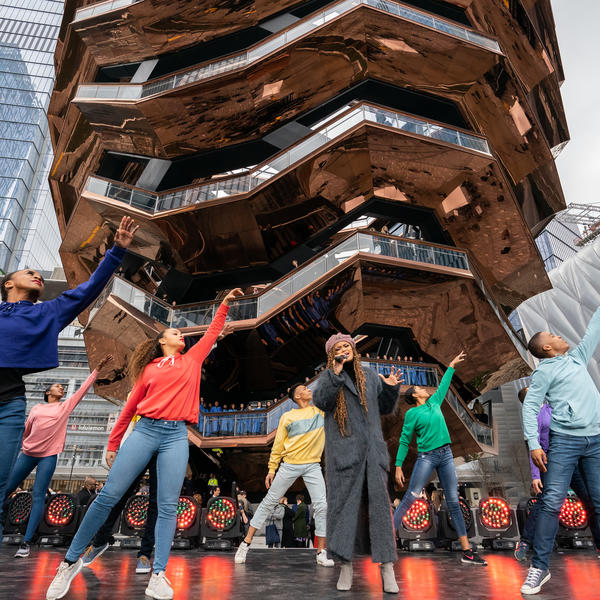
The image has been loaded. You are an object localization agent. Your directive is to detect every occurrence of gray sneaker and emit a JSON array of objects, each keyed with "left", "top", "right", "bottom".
[
  {"left": 136, "top": 555, "right": 152, "bottom": 574},
  {"left": 46, "top": 559, "right": 83, "bottom": 600},
  {"left": 82, "top": 542, "right": 109, "bottom": 567},
  {"left": 521, "top": 567, "right": 551, "bottom": 595},
  {"left": 14, "top": 542, "right": 30, "bottom": 558}
]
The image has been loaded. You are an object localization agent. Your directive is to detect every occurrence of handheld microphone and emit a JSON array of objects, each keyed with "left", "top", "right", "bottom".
[{"left": 334, "top": 354, "right": 349, "bottom": 363}]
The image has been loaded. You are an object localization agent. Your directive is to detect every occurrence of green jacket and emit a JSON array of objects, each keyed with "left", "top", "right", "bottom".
[
  {"left": 293, "top": 502, "right": 308, "bottom": 538},
  {"left": 395, "top": 367, "right": 454, "bottom": 467}
]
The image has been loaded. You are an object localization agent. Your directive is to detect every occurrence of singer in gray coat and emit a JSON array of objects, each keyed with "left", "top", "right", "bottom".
[{"left": 313, "top": 334, "right": 401, "bottom": 576}]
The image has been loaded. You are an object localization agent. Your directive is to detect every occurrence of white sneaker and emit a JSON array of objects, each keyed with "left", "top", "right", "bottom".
[
  {"left": 316, "top": 550, "right": 334, "bottom": 567},
  {"left": 145, "top": 571, "right": 174, "bottom": 600},
  {"left": 46, "top": 559, "right": 83, "bottom": 600},
  {"left": 234, "top": 541, "right": 249, "bottom": 564},
  {"left": 14, "top": 542, "right": 30, "bottom": 558}
]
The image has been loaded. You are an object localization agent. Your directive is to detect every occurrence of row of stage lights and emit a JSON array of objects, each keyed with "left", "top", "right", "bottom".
[
  {"left": 3, "top": 492, "right": 242, "bottom": 550},
  {"left": 4, "top": 491, "right": 592, "bottom": 552},
  {"left": 398, "top": 495, "right": 592, "bottom": 552}
]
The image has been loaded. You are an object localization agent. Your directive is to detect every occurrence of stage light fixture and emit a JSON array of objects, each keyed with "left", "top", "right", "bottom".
[
  {"left": 557, "top": 495, "right": 593, "bottom": 549},
  {"left": 119, "top": 494, "right": 149, "bottom": 549},
  {"left": 201, "top": 496, "right": 241, "bottom": 550},
  {"left": 38, "top": 493, "right": 81, "bottom": 545},
  {"left": 437, "top": 497, "right": 475, "bottom": 550},
  {"left": 172, "top": 496, "right": 201, "bottom": 549},
  {"left": 475, "top": 497, "right": 518, "bottom": 550},
  {"left": 1, "top": 491, "right": 33, "bottom": 545},
  {"left": 397, "top": 499, "right": 437, "bottom": 551}
]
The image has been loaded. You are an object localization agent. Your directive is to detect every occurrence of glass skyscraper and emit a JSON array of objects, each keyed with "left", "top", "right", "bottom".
[{"left": 0, "top": 0, "right": 63, "bottom": 275}]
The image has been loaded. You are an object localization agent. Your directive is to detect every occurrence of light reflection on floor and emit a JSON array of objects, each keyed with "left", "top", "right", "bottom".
[{"left": 3, "top": 547, "right": 600, "bottom": 599}]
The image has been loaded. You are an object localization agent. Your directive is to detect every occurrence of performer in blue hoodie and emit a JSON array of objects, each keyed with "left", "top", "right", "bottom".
[
  {"left": 0, "top": 216, "right": 138, "bottom": 524},
  {"left": 520, "top": 308, "right": 600, "bottom": 595}
]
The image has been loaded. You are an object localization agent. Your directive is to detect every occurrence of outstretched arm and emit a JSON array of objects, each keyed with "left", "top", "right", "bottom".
[
  {"left": 570, "top": 307, "right": 600, "bottom": 364},
  {"left": 376, "top": 367, "right": 402, "bottom": 415},
  {"left": 50, "top": 217, "right": 138, "bottom": 329},
  {"left": 60, "top": 355, "right": 112, "bottom": 416},
  {"left": 186, "top": 289, "right": 243, "bottom": 363},
  {"left": 106, "top": 382, "right": 146, "bottom": 451}
]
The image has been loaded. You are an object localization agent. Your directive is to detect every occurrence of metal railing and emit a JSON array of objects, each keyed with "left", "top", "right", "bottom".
[
  {"left": 74, "top": 0, "right": 140, "bottom": 22},
  {"left": 195, "top": 360, "right": 494, "bottom": 447},
  {"left": 84, "top": 103, "right": 491, "bottom": 214},
  {"left": 89, "top": 231, "right": 469, "bottom": 328},
  {"left": 74, "top": 0, "right": 501, "bottom": 97}
]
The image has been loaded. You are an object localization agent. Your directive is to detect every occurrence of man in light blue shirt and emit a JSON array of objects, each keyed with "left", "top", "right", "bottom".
[{"left": 520, "top": 308, "right": 600, "bottom": 595}]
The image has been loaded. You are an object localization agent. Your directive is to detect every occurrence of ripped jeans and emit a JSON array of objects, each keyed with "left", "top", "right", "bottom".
[{"left": 393, "top": 444, "right": 466, "bottom": 537}]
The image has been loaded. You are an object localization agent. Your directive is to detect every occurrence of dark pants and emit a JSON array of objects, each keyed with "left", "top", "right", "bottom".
[
  {"left": 522, "top": 462, "right": 600, "bottom": 548},
  {"left": 92, "top": 454, "right": 158, "bottom": 559}
]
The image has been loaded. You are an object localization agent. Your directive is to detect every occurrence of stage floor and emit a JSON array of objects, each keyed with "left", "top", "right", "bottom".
[{"left": 1, "top": 546, "right": 598, "bottom": 600}]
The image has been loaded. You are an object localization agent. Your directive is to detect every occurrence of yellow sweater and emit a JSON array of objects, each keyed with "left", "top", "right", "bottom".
[{"left": 268, "top": 405, "right": 325, "bottom": 473}]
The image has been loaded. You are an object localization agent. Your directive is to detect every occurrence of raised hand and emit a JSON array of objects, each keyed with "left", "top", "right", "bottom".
[
  {"left": 378, "top": 366, "right": 404, "bottom": 386},
  {"left": 97, "top": 354, "right": 113, "bottom": 370},
  {"left": 218, "top": 323, "right": 235, "bottom": 340},
  {"left": 114, "top": 216, "right": 139, "bottom": 249},
  {"left": 223, "top": 288, "right": 244, "bottom": 306},
  {"left": 449, "top": 350, "right": 467, "bottom": 369}
]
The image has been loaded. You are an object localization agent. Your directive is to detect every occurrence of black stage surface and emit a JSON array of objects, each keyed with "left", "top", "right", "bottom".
[{"left": 1, "top": 546, "right": 599, "bottom": 600}]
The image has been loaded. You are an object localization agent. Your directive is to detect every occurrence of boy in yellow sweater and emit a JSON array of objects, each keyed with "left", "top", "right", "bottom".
[{"left": 235, "top": 383, "right": 334, "bottom": 567}]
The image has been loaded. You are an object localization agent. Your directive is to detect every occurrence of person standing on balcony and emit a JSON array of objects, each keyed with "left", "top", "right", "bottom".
[
  {"left": 1, "top": 355, "right": 111, "bottom": 559},
  {"left": 520, "top": 311, "right": 600, "bottom": 595},
  {"left": 46, "top": 288, "right": 243, "bottom": 600},
  {"left": 235, "top": 383, "right": 334, "bottom": 567},
  {"left": 393, "top": 351, "right": 487, "bottom": 567},
  {"left": 313, "top": 333, "right": 401, "bottom": 593},
  {"left": 514, "top": 387, "right": 600, "bottom": 562},
  {"left": 0, "top": 216, "right": 138, "bottom": 536}
]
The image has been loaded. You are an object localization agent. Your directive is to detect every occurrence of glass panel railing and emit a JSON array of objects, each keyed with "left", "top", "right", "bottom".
[
  {"left": 74, "top": 0, "right": 140, "bottom": 22},
  {"left": 89, "top": 232, "right": 470, "bottom": 330},
  {"left": 74, "top": 0, "right": 501, "bottom": 100},
  {"left": 83, "top": 104, "right": 491, "bottom": 215}
]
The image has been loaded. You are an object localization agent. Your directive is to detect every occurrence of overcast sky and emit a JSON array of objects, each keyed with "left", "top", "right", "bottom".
[{"left": 552, "top": 0, "right": 600, "bottom": 206}]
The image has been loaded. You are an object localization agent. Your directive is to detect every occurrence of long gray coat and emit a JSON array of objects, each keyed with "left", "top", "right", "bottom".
[{"left": 313, "top": 366, "right": 399, "bottom": 563}]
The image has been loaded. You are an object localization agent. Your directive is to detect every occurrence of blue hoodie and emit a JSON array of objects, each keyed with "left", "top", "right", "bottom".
[
  {"left": 0, "top": 246, "right": 125, "bottom": 372},
  {"left": 523, "top": 307, "right": 600, "bottom": 449}
]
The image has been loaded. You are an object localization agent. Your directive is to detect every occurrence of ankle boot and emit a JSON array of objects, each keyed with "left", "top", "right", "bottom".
[
  {"left": 336, "top": 561, "right": 353, "bottom": 591},
  {"left": 380, "top": 562, "right": 399, "bottom": 593}
]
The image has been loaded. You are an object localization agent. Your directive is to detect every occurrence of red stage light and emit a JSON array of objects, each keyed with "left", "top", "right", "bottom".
[
  {"left": 125, "top": 495, "right": 149, "bottom": 529},
  {"left": 8, "top": 492, "right": 32, "bottom": 526},
  {"left": 402, "top": 499, "right": 431, "bottom": 532},
  {"left": 479, "top": 498, "right": 511, "bottom": 530},
  {"left": 45, "top": 494, "right": 76, "bottom": 527},
  {"left": 176, "top": 497, "right": 197, "bottom": 530},
  {"left": 559, "top": 497, "right": 587, "bottom": 530},
  {"left": 206, "top": 497, "right": 237, "bottom": 532}
]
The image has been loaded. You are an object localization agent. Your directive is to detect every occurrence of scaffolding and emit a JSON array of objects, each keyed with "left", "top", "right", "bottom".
[{"left": 556, "top": 202, "right": 600, "bottom": 247}]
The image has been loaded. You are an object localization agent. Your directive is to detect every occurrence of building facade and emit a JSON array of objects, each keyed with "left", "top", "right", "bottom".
[
  {"left": 49, "top": 0, "right": 569, "bottom": 492},
  {"left": 0, "top": 0, "right": 63, "bottom": 275}
]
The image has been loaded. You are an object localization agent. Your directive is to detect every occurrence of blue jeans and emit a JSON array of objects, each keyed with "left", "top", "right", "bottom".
[
  {"left": 0, "top": 397, "right": 26, "bottom": 542},
  {"left": 394, "top": 444, "right": 467, "bottom": 538},
  {"left": 65, "top": 418, "right": 188, "bottom": 573},
  {"left": 522, "top": 463, "right": 600, "bottom": 548},
  {"left": 532, "top": 432, "right": 600, "bottom": 570},
  {"left": 3, "top": 452, "right": 57, "bottom": 542}
]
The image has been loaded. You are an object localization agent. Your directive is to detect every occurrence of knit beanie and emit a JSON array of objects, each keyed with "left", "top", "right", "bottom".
[{"left": 325, "top": 333, "right": 355, "bottom": 355}]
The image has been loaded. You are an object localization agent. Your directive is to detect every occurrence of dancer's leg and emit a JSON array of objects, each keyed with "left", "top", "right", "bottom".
[
  {"left": 139, "top": 454, "right": 158, "bottom": 559},
  {"left": 531, "top": 433, "right": 581, "bottom": 571},
  {"left": 577, "top": 434, "right": 600, "bottom": 550},
  {"left": 570, "top": 461, "right": 600, "bottom": 549},
  {"left": 244, "top": 463, "right": 300, "bottom": 544},
  {"left": 393, "top": 453, "right": 436, "bottom": 531},
  {"left": 152, "top": 422, "right": 188, "bottom": 573},
  {"left": 24, "top": 454, "right": 57, "bottom": 542},
  {"left": 0, "top": 398, "right": 26, "bottom": 519},
  {"left": 302, "top": 463, "right": 328, "bottom": 552},
  {"left": 65, "top": 423, "right": 160, "bottom": 562},
  {"left": 436, "top": 447, "right": 468, "bottom": 549}
]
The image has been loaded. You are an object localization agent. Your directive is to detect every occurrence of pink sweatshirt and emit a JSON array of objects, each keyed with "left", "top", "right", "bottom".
[{"left": 21, "top": 370, "right": 98, "bottom": 457}]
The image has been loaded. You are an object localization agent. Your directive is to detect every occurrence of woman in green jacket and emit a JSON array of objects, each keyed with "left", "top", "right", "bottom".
[{"left": 393, "top": 351, "right": 486, "bottom": 566}]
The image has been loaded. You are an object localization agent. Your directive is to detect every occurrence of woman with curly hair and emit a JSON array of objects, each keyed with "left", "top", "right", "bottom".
[
  {"left": 313, "top": 333, "right": 402, "bottom": 593},
  {"left": 46, "top": 288, "right": 243, "bottom": 600}
]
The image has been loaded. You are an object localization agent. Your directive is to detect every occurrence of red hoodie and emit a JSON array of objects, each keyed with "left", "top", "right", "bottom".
[{"left": 107, "top": 303, "right": 229, "bottom": 451}]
